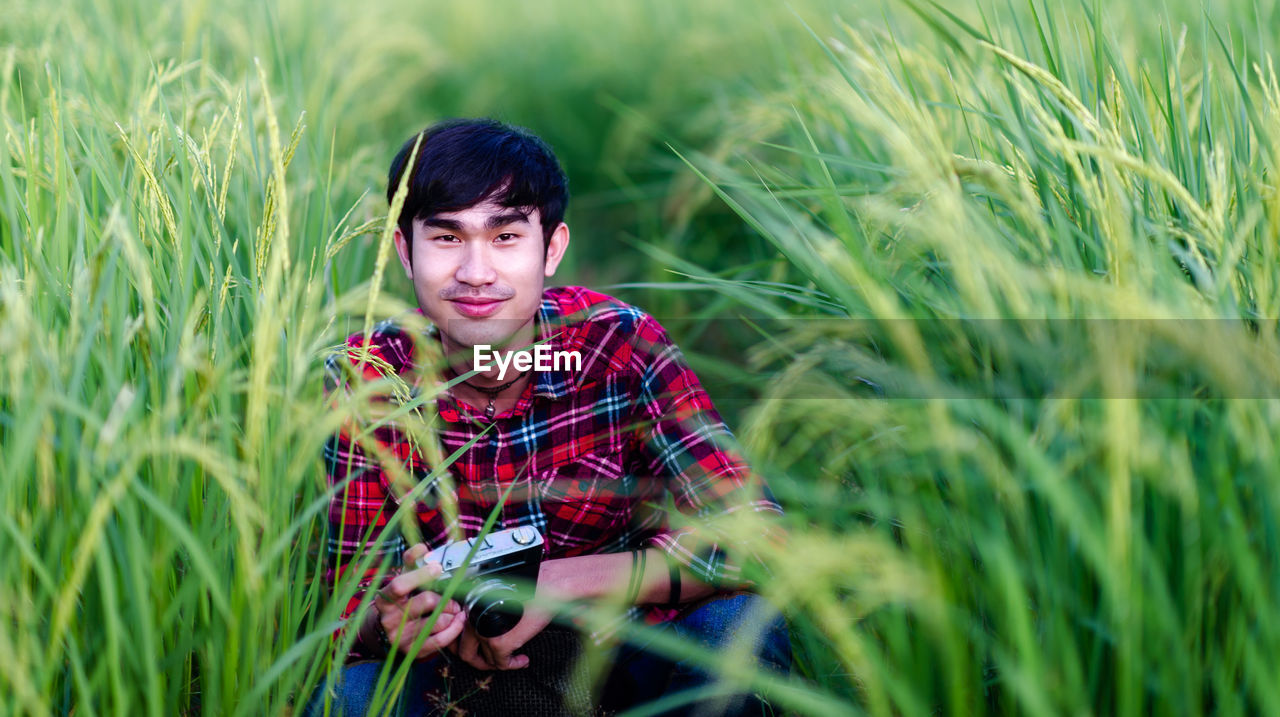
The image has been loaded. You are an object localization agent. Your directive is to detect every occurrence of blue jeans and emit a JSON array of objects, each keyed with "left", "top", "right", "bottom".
[
  {"left": 602, "top": 592, "right": 792, "bottom": 715},
  {"left": 304, "top": 593, "right": 790, "bottom": 716}
]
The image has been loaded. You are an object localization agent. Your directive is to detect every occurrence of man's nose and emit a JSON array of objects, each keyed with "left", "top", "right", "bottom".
[{"left": 454, "top": 242, "right": 498, "bottom": 286}]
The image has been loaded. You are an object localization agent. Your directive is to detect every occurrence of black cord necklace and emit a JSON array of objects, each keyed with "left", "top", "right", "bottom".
[{"left": 460, "top": 370, "right": 530, "bottom": 419}]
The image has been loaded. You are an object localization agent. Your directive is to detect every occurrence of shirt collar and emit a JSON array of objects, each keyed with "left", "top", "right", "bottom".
[{"left": 530, "top": 293, "right": 573, "bottom": 401}]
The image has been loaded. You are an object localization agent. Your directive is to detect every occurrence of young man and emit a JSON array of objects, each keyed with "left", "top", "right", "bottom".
[{"left": 311, "top": 119, "right": 787, "bottom": 715}]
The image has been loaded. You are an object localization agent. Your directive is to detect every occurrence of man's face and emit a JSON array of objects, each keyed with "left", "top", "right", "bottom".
[{"left": 393, "top": 198, "right": 569, "bottom": 359}]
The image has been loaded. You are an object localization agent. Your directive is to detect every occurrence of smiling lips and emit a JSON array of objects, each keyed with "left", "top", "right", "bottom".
[{"left": 450, "top": 297, "right": 506, "bottom": 318}]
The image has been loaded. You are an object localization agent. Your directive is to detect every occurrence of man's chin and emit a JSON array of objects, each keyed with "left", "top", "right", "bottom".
[{"left": 438, "top": 325, "right": 522, "bottom": 355}]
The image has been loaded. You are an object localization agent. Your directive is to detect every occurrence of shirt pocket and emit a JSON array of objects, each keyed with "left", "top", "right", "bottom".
[
  {"left": 537, "top": 442, "right": 632, "bottom": 554},
  {"left": 530, "top": 374, "right": 635, "bottom": 553}
]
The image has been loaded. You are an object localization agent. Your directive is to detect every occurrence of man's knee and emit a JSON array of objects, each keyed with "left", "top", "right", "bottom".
[
  {"left": 637, "top": 593, "right": 790, "bottom": 716},
  {"left": 306, "top": 658, "right": 447, "bottom": 717},
  {"left": 673, "top": 592, "right": 791, "bottom": 672},
  {"left": 303, "top": 662, "right": 382, "bottom": 717}
]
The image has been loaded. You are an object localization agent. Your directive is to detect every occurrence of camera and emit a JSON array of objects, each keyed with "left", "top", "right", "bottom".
[{"left": 416, "top": 526, "right": 545, "bottom": 638}]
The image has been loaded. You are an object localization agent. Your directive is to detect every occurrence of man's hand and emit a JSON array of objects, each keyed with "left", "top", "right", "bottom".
[
  {"left": 452, "top": 559, "right": 572, "bottom": 671},
  {"left": 449, "top": 551, "right": 718, "bottom": 670},
  {"left": 373, "top": 544, "right": 466, "bottom": 659},
  {"left": 453, "top": 605, "right": 554, "bottom": 671}
]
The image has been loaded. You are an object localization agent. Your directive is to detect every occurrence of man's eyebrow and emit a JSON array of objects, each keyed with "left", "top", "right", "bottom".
[
  {"left": 485, "top": 210, "right": 530, "bottom": 230},
  {"left": 420, "top": 216, "right": 464, "bottom": 232},
  {"left": 418, "top": 210, "right": 531, "bottom": 233}
]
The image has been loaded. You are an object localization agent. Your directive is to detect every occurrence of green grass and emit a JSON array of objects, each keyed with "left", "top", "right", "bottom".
[
  {"left": 3, "top": 0, "right": 1280, "bottom": 714},
  {"left": 673, "top": 2, "right": 1280, "bottom": 714}
]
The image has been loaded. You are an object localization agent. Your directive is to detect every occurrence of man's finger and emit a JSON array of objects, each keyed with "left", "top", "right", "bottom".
[
  {"left": 429, "top": 605, "right": 464, "bottom": 635},
  {"left": 394, "top": 612, "right": 465, "bottom": 659},
  {"left": 458, "top": 628, "right": 494, "bottom": 671},
  {"left": 403, "top": 543, "right": 429, "bottom": 568},
  {"left": 477, "top": 640, "right": 498, "bottom": 670},
  {"left": 382, "top": 574, "right": 415, "bottom": 602},
  {"left": 385, "top": 561, "right": 443, "bottom": 600},
  {"left": 416, "top": 607, "right": 461, "bottom": 638},
  {"left": 457, "top": 628, "right": 476, "bottom": 662},
  {"left": 415, "top": 612, "right": 467, "bottom": 657},
  {"left": 385, "top": 615, "right": 418, "bottom": 652},
  {"left": 374, "top": 598, "right": 404, "bottom": 638},
  {"left": 479, "top": 640, "right": 528, "bottom": 671},
  {"left": 483, "top": 642, "right": 529, "bottom": 671},
  {"left": 404, "top": 589, "right": 443, "bottom": 619}
]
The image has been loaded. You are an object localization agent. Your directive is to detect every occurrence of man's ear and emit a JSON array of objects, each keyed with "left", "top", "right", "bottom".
[
  {"left": 393, "top": 225, "right": 414, "bottom": 278},
  {"left": 543, "top": 222, "right": 570, "bottom": 277}
]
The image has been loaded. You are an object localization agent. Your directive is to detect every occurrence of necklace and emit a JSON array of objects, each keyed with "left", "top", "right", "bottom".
[{"left": 460, "top": 370, "right": 530, "bottom": 419}]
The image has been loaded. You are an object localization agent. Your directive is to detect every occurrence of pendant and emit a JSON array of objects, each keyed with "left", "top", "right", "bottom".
[{"left": 485, "top": 399, "right": 495, "bottom": 420}]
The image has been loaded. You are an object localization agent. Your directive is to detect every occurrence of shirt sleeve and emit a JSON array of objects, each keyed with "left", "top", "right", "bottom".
[
  {"left": 628, "top": 315, "right": 784, "bottom": 586},
  {"left": 321, "top": 345, "right": 410, "bottom": 661}
]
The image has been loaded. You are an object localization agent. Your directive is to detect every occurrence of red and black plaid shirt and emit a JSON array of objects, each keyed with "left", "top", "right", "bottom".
[{"left": 323, "top": 286, "right": 781, "bottom": 658}]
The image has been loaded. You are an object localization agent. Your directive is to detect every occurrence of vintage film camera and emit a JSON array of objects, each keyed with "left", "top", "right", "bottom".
[{"left": 416, "top": 526, "right": 545, "bottom": 638}]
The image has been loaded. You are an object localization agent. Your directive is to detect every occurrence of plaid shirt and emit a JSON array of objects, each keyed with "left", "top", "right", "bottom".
[{"left": 322, "top": 286, "right": 781, "bottom": 659}]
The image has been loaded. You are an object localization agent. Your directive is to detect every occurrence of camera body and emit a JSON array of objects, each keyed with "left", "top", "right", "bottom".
[{"left": 416, "top": 526, "right": 545, "bottom": 638}]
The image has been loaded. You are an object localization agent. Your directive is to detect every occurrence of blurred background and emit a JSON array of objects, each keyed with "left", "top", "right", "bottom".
[{"left": 4, "top": 0, "right": 1280, "bottom": 714}]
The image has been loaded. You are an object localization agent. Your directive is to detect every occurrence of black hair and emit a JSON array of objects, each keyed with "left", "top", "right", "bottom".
[{"left": 387, "top": 118, "right": 568, "bottom": 262}]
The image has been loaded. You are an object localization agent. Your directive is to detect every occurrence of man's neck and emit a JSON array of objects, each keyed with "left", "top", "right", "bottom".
[
  {"left": 440, "top": 323, "right": 539, "bottom": 418},
  {"left": 444, "top": 338, "right": 534, "bottom": 386},
  {"left": 447, "top": 363, "right": 533, "bottom": 420}
]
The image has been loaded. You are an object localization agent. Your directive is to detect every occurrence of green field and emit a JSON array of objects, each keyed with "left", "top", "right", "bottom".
[{"left": 4, "top": 0, "right": 1280, "bottom": 714}]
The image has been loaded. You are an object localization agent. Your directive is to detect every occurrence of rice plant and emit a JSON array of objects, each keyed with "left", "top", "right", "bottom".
[{"left": 662, "top": 1, "right": 1280, "bottom": 714}]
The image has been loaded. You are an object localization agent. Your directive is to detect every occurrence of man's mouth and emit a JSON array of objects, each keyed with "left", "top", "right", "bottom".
[{"left": 449, "top": 297, "right": 506, "bottom": 318}]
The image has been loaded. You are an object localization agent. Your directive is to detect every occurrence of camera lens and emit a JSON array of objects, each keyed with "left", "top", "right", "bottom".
[{"left": 464, "top": 579, "right": 524, "bottom": 638}]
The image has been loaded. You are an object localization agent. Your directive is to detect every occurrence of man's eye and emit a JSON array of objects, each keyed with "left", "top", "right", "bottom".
[
  {"left": 495, "top": 233, "right": 519, "bottom": 243},
  {"left": 434, "top": 235, "right": 460, "bottom": 243}
]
